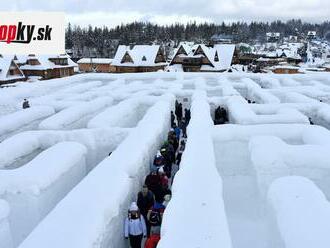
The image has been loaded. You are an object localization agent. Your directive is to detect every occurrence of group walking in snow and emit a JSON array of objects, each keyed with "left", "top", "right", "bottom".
[{"left": 124, "top": 103, "right": 188, "bottom": 248}]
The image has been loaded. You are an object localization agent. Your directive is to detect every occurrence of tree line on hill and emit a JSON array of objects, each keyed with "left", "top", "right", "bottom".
[{"left": 65, "top": 19, "right": 330, "bottom": 58}]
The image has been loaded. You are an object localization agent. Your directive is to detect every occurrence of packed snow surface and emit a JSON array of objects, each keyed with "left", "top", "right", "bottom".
[{"left": 0, "top": 72, "right": 329, "bottom": 248}]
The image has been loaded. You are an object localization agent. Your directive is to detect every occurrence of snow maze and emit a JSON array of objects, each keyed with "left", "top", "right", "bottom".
[{"left": 1, "top": 72, "right": 330, "bottom": 248}]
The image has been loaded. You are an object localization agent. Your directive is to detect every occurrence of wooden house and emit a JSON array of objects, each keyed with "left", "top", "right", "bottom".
[
  {"left": 112, "top": 45, "right": 167, "bottom": 73},
  {"left": 169, "top": 44, "right": 235, "bottom": 72},
  {"left": 0, "top": 55, "right": 26, "bottom": 85},
  {"left": 271, "top": 65, "right": 301, "bottom": 74},
  {"left": 18, "top": 54, "right": 77, "bottom": 80},
  {"left": 77, "top": 58, "right": 115, "bottom": 73}
]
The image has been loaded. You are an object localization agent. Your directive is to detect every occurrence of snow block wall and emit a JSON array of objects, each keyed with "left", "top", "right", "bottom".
[
  {"left": 38, "top": 97, "right": 114, "bottom": 130},
  {"left": 249, "top": 135, "right": 330, "bottom": 200},
  {"left": 18, "top": 94, "right": 174, "bottom": 248},
  {"left": 1, "top": 72, "right": 330, "bottom": 248},
  {"left": 227, "top": 96, "right": 309, "bottom": 125},
  {"left": 0, "top": 200, "right": 12, "bottom": 248},
  {"left": 87, "top": 96, "right": 159, "bottom": 128},
  {"left": 0, "top": 128, "right": 129, "bottom": 171},
  {"left": 0, "top": 106, "right": 55, "bottom": 141},
  {"left": 268, "top": 176, "right": 330, "bottom": 248},
  {"left": 0, "top": 142, "right": 87, "bottom": 247},
  {"left": 158, "top": 91, "right": 233, "bottom": 248}
]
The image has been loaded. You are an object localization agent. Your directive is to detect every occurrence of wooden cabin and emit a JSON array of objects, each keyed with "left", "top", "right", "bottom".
[
  {"left": 112, "top": 45, "right": 167, "bottom": 73},
  {"left": 0, "top": 55, "right": 26, "bottom": 85},
  {"left": 77, "top": 58, "right": 115, "bottom": 73},
  {"left": 19, "top": 54, "right": 76, "bottom": 80},
  {"left": 169, "top": 44, "right": 235, "bottom": 72},
  {"left": 271, "top": 65, "right": 301, "bottom": 74}
]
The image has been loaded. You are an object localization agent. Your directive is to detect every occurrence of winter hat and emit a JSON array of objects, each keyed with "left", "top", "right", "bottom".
[{"left": 129, "top": 202, "right": 139, "bottom": 211}]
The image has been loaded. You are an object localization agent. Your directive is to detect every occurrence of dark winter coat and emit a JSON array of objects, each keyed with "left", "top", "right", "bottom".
[
  {"left": 22, "top": 101, "right": 30, "bottom": 109},
  {"left": 145, "top": 174, "right": 162, "bottom": 200},
  {"left": 137, "top": 191, "right": 155, "bottom": 217}
]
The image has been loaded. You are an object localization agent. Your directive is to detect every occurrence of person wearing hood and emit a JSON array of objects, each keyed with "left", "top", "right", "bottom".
[{"left": 124, "top": 202, "right": 147, "bottom": 248}]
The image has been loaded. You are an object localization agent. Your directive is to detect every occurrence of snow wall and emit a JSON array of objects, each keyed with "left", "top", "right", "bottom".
[
  {"left": 0, "top": 142, "right": 87, "bottom": 247},
  {"left": 0, "top": 106, "right": 55, "bottom": 141},
  {"left": 0, "top": 200, "right": 12, "bottom": 248},
  {"left": 39, "top": 97, "right": 114, "bottom": 130},
  {"left": 18, "top": 94, "right": 174, "bottom": 248},
  {"left": 268, "top": 176, "right": 330, "bottom": 248},
  {"left": 158, "top": 91, "right": 233, "bottom": 248},
  {"left": 0, "top": 128, "right": 129, "bottom": 171},
  {"left": 87, "top": 96, "right": 161, "bottom": 128}
]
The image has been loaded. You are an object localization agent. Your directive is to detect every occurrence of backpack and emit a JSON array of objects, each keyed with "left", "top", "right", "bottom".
[{"left": 149, "top": 209, "right": 161, "bottom": 226}]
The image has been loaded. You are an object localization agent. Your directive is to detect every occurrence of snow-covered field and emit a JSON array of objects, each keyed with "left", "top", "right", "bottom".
[{"left": 1, "top": 72, "right": 330, "bottom": 248}]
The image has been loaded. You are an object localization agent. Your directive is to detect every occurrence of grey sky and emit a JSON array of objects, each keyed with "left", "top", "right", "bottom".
[{"left": 3, "top": 0, "right": 329, "bottom": 27}]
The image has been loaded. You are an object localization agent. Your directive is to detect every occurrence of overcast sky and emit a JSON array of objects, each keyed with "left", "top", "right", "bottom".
[{"left": 3, "top": 0, "right": 330, "bottom": 27}]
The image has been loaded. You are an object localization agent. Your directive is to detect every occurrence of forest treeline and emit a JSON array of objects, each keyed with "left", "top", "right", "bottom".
[{"left": 65, "top": 19, "right": 330, "bottom": 57}]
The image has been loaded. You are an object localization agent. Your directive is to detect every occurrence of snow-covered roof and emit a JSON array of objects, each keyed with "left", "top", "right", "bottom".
[
  {"left": 112, "top": 45, "right": 166, "bottom": 67},
  {"left": 308, "top": 31, "right": 317, "bottom": 36},
  {"left": 20, "top": 54, "right": 77, "bottom": 71},
  {"left": 272, "top": 65, "right": 300, "bottom": 70},
  {"left": 170, "top": 43, "right": 235, "bottom": 71},
  {"left": 267, "top": 32, "right": 281, "bottom": 37},
  {"left": 0, "top": 55, "right": 25, "bottom": 82},
  {"left": 77, "top": 58, "right": 113, "bottom": 64}
]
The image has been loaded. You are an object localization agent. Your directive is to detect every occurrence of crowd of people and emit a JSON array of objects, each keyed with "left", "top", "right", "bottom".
[
  {"left": 124, "top": 103, "right": 189, "bottom": 248},
  {"left": 214, "top": 106, "right": 228, "bottom": 125}
]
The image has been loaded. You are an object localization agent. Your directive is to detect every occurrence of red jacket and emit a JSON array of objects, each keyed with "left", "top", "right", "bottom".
[{"left": 145, "top": 234, "right": 160, "bottom": 248}]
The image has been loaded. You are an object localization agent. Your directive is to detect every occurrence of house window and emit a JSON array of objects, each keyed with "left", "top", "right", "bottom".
[{"left": 142, "top": 56, "right": 147, "bottom": 61}]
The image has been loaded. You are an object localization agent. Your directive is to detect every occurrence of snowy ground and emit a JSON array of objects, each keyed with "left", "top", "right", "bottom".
[{"left": 1, "top": 72, "right": 330, "bottom": 248}]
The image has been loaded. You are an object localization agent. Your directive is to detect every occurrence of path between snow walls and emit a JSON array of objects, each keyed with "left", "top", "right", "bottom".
[
  {"left": 212, "top": 124, "right": 330, "bottom": 248},
  {"left": 0, "top": 128, "right": 130, "bottom": 171},
  {"left": 18, "top": 94, "right": 174, "bottom": 248},
  {"left": 157, "top": 91, "right": 233, "bottom": 248},
  {"left": 0, "top": 142, "right": 88, "bottom": 247}
]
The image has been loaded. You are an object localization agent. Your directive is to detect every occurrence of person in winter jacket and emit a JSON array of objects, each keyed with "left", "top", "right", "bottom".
[
  {"left": 175, "top": 102, "right": 183, "bottom": 123},
  {"left": 173, "top": 124, "right": 181, "bottom": 140},
  {"left": 171, "top": 111, "right": 175, "bottom": 128},
  {"left": 179, "top": 118, "right": 187, "bottom": 138},
  {"left": 184, "top": 108, "right": 191, "bottom": 124},
  {"left": 144, "top": 227, "right": 161, "bottom": 248},
  {"left": 22, "top": 99, "right": 30, "bottom": 109},
  {"left": 124, "top": 202, "right": 147, "bottom": 248},
  {"left": 137, "top": 185, "right": 155, "bottom": 237},
  {"left": 147, "top": 202, "right": 165, "bottom": 233},
  {"left": 176, "top": 140, "right": 185, "bottom": 166},
  {"left": 145, "top": 171, "right": 162, "bottom": 202},
  {"left": 151, "top": 151, "right": 164, "bottom": 171},
  {"left": 158, "top": 167, "right": 169, "bottom": 189}
]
